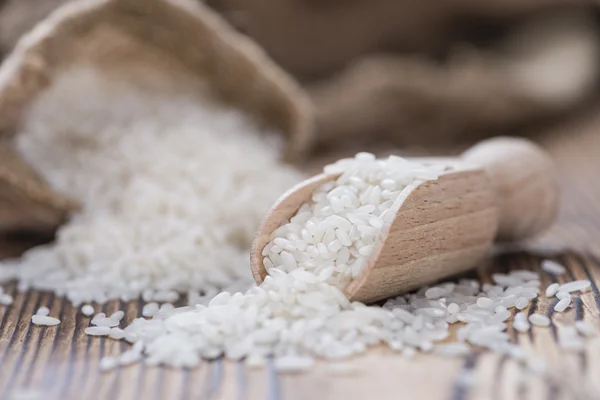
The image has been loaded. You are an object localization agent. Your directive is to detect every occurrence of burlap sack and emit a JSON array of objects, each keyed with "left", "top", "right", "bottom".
[
  {"left": 0, "top": 142, "right": 78, "bottom": 231},
  {"left": 208, "top": 1, "right": 599, "bottom": 153},
  {"left": 0, "top": 0, "right": 314, "bottom": 257},
  {"left": 3, "top": 0, "right": 597, "bottom": 157}
]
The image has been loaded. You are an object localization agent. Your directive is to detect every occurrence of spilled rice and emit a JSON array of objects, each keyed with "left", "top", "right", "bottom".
[
  {"left": 55, "top": 157, "right": 600, "bottom": 371},
  {"left": 87, "top": 256, "right": 596, "bottom": 372},
  {"left": 0, "top": 70, "right": 595, "bottom": 372}
]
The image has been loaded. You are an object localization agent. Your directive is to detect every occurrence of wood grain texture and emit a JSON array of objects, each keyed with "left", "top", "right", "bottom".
[
  {"left": 346, "top": 168, "right": 498, "bottom": 302},
  {"left": 1, "top": 121, "right": 600, "bottom": 399},
  {"left": 461, "top": 137, "right": 560, "bottom": 241}
]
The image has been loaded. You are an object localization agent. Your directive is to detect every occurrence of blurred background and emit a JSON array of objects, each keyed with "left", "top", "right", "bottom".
[
  {"left": 1, "top": 0, "right": 600, "bottom": 254},
  {"left": 1, "top": 0, "right": 600, "bottom": 156}
]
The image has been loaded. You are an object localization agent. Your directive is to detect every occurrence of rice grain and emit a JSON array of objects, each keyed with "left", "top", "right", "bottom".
[
  {"left": 528, "top": 314, "right": 551, "bottom": 327},
  {"left": 31, "top": 315, "right": 60, "bottom": 326},
  {"left": 541, "top": 260, "right": 566, "bottom": 275},
  {"left": 81, "top": 305, "right": 95, "bottom": 316},
  {"left": 559, "top": 280, "right": 591, "bottom": 293},
  {"left": 554, "top": 298, "right": 571, "bottom": 313},
  {"left": 545, "top": 283, "right": 559, "bottom": 297}
]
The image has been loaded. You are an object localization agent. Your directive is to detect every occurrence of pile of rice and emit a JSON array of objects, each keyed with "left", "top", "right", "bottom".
[
  {"left": 0, "top": 67, "right": 303, "bottom": 304},
  {"left": 90, "top": 155, "right": 595, "bottom": 371}
]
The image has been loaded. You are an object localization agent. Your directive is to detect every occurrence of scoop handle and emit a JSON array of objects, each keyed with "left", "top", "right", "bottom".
[{"left": 461, "top": 137, "right": 559, "bottom": 242}]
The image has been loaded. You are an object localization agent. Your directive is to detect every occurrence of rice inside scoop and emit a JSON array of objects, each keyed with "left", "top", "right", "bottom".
[{"left": 263, "top": 153, "right": 445, "bottom": 289}]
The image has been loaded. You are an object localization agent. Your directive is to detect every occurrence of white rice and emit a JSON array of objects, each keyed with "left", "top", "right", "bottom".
[
  {"left": 513, "top": 320, "right": 530, "bottom": 333},
  {"left": 35, "top": 307, "right": 50, "bottom": 317},
  {"left": 81, "top": 305, "right": 95, "bottom": 316},
  {"left": 559, "top": 340, "right": 585, "bottom": 352},
  {"left": 85, "top": 326, "right": 111, "bottom": 336},
  {"left": 575, "top": 321, "right": 597, "bottom": 336},
  {"left": 527, "top": 358, "right": 547, "bottom": 374},
  {"left": 433, "top": 343, "right": 470, "bottom": 356},
  {"left": 118, "top": 342, "right": 144, "bottom": 366},
  {"left": 262, "top": 153, "right": 445, "bottom": 289},
  {"left": 558, "top": 326, "right": 585, "bottom": 352},
  {"left": 91, "top": 316, "right": 119, "bottom": 328},
  {"left": 109, "top": 328, "right": 126, "bottom": 340},
  {"left": 142, "top": 303, "right": 159, "bottom": 318},
  {"left": 108, "top": 240, "right": 551, "bottom": 366},
  {"left": 245, "top": 354, "right": 266, "bottom": 368},
  {"left": 558, "top": 280, "right": 592, "bottom": 293},
  {"left": 0, "top": 68, "right": 593, "bottom": 370},
  {"left": 545, "top": 283, "right": 559, "bottom": 297},
  {"left": 0, "top": 293, "right": 13, "bottom": 306},
  {"left": 0, "top": 67, "right": 303, "bottom": 305},
  {"left": 91, "top": 313, "right": 106, "bottom": 324},
  {"left": 100, "top": 357, "right": 119, "bottom": 371},
  {"left": 99, "top": 357, "right": 119, "bottom": 371},
  {"left": 513, "top": 312, "right": 530, "bottom": 332},
  {"left": 31, "top": 315, "right": 60, "bottom": 326},
  {"left": 541, "top": 260, "right": 566, "bottom": 275}
]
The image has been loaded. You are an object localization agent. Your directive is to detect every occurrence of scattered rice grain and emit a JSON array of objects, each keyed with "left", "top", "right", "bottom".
[
  {"left": 85, "top": 326, "right": 111, "bottom": 336},
  {"left": 554, "top": 297, "right": 571, "bottom": 313},
  {"left": 81, "top": 305, "right": 95, "bottom": 316},
  {"left": 541, "top": 260, "right": 566, "bottom": 275},
  {"left": 528, "top": 314, "right": 550, "bottom": 327},
  {"left": 558, "top": 280, "right": 591, "bottom": 293},
  {"left": 31, "top": 315, "right": 60, "bottom": 326}
]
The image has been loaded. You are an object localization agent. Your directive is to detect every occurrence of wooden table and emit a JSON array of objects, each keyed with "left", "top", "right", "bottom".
[{"left": 1, "top": 113, "right": 600, "bottom": 400}]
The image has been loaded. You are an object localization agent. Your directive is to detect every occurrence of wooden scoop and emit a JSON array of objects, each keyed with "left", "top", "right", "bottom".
[{"left": 250, "top": 137, "right": 559, "bottom": 303}]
